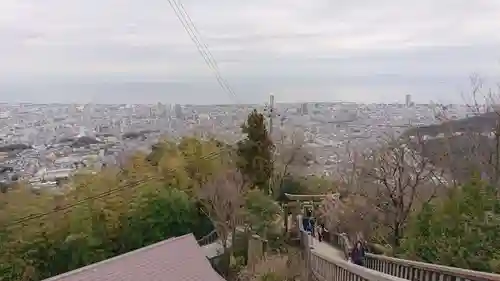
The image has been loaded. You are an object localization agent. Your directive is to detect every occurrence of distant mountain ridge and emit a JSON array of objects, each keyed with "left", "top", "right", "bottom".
[
  {"left": 405, "top": 111, "right": 500, "bottom": 183},
  {"left": 405, "top": 111, "right": 499, "bottom": 137}
]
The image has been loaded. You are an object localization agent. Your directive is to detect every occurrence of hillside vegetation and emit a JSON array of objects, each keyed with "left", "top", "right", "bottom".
[
  {"left": 404, "top": 111, "right": 500, "bottom": 183},
  {"left": 0, "top": 141, "right": 218, "bottom": 280},
  {"left": 1, "top": 108, "right": 500, "bottom": 281},
  {"left": 0, "top": 109, "right": 318, "bottom": 280}
]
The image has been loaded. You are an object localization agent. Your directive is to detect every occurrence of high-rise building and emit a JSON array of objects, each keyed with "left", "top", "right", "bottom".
[
  {"left": 405, "top": 94, "right": 412, "bottom": 107},
  {"left": 300, "top": 103, "right": 309, "bottom": 115}
]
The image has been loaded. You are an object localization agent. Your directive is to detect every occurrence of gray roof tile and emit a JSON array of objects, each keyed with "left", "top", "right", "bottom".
[{"left": 43, "top": 234, "right": 225, "bottom": 281}]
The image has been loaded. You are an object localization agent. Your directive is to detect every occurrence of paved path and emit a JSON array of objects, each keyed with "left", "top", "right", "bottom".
[
  {"left": 310, "top": 237, "right": 345, "bottom": 260},
  {"left": 202, "top": 242, "right": 225, "bottom": 258}
]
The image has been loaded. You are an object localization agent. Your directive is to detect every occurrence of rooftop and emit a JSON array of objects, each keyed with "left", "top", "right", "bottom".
[{"left": 43, "top": 234, "right": 225, "bottom": 281}]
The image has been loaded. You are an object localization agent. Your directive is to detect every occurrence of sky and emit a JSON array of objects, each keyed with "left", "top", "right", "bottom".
[{"left": 1, "top": 0, "right": 500, "bottom": 104}]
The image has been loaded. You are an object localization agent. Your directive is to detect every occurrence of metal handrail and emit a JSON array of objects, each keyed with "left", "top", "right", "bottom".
[{"left": 197, "top": 229, "right": 218, "bottom": 246}]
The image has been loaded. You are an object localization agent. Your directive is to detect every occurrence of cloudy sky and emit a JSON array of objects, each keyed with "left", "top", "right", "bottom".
[{"left": 1, "top": 0, "right": 500, "bottom": 104}]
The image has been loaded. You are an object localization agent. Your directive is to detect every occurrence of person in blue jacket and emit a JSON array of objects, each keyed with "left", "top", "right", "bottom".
[{"left": 302, "top": 210, "right": 315, "bottom": 233}]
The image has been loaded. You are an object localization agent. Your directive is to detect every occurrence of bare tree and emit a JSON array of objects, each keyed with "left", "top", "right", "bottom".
[
  {"left": 429, "top": 75, "right": 500, "bottom": 188},
  {"left": 270, "top": 130, "right": 315, "bottom": 234},
  {"left": 320, "top": 142, "right": 388, "bottom": 243},
  {"left": 271, "top": 129, "right": 312, "bottom": 195},
  {"left": 197, "top": 169, "right": 248, "bottom": 275},
  {"left": 332, "top": 141, "right": 365, "bottom": 197},
  {"left": 322, "top": 76, "right": 500, "bottom": 250},
  {"left": 319, "top": 187, "right": 380, "bottom": 246},
  {"left": 357, "top": 134, "right": 444, "bottom": 248},
  {"left": 321, "top": 132, "right": 448, "bottom": 249}
]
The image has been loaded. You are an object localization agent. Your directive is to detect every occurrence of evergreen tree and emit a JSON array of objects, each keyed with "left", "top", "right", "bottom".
[
  {"left": 237, "top": 109, "right": 274, "bottom": 194},
  {"left": 402, "top": 178, "right": 500, "bottom": 273}
]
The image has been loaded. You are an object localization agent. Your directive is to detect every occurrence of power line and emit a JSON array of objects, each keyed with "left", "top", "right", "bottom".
[
  {"left": 2, "top": 0, "right": 241, "bottom": 230},
  {"left": 3, "top": 176, "right": 159, "bottom": 229},
  {"left": 2, "top": 149, "right": 227, "bottom": 229},
  {"left": 167, "top": 0, "right": 238, "bottom": 101},
  {"left": 171, "top": 0, "right": 236, "bottom": 98},
  {"left": 175, "top": 0, "right": 231, "bottom": 90}
]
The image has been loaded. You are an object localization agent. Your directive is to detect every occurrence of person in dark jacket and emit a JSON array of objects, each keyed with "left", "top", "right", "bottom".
[
  {"left": 350, "top": 241, "right": 366, "bottom": 266},
  {"left": 302, "top": 216, "right": 311, "bottom": 232},
  {"left": 310, "top": 217, "right": 316, "bottom": 236},
  {"left": 302, "top": 210, "right": 315, "bottom": 247}
]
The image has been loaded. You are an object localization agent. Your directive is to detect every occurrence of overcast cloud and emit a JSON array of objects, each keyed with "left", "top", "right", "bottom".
[{"left": 0, "top": 0, "right": 500, "bottom": 104}]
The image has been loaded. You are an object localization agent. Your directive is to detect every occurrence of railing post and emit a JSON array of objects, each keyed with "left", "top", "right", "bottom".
[{"left": 247, "top": 234, "right": 263, "bottom": 270}]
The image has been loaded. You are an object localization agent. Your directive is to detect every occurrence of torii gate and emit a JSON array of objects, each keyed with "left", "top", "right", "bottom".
[{"left": 283, "top": 193, "right": 339, "bottom": 239}]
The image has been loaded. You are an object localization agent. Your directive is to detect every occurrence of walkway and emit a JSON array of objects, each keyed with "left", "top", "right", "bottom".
[
  {"left": 288, "top": 193, "right": 500, "bottom": 281},
  {"left": 305, "top": 231, "right": 500, "bottom": 281},
  {"left": 202, "top": 240, "right": 226, "bottom": 259},
  {"left": 310, "top": 236, "right": 345, "bottom": 259}
]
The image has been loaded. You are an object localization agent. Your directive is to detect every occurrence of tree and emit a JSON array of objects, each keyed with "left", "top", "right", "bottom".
[
  {"left": 178, "top": 137, "right": 230, "bottom": 190},
  {"left": 402, "top": 178, "right": 500, "bottom": 273},
  {"left": 412, "top": 75, "right": 500, "bottom": 188},
  {"left": 197, "top": 169, "right": 248, "bottom": 277},
  {"left": 275, "top": 176, "right": 307, "bottom": 204},
  {"left": 0, "top": 138, "right": 219, "bottom": 281},
  {"left": 271, "top": 130, "right": 313, "bottom": 198},
  {"left": 237, "top": 109, "right": 274, "bottom": 194},
  {"left": 244, "top": 189, "right": 281, "bottom": 238},
  {"left": 358, "top": 135, "right": 443, "bottom": 248},
  {"left": 115, "top": 186, "right": 210, "bottom": 252},
  {"left": 325, "top": 135, "right": 445, "bottom": 249},
  {"left": 148, "top": 137, "right": 232, "bottom": 196},
  {"left": 319, "top": 192, "right": 379, "bottom": 246}
]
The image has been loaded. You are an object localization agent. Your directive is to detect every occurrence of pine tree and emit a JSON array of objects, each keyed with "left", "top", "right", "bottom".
[{"left": 237, "top": 109, "right": 274, "bottom": 194}]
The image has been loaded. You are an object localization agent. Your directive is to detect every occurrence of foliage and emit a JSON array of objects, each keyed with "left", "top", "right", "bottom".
[
  {"left": 232, "top": 230, "right": 250, "bottom": 265},
  {"left": 402, "top": 179, "right": 500, "bottom": 273},
  {"left": 275, "top": 176, "right": 308, "bottom": 203},
  {"left": 197, "top": 168, "right": 248, "bottom": 277},
  {"left": 0, "top": 138, "right": 229, "bottom": 281},
  {"left": 275, "top": 174, "right": 336, "bottom": 204},
  {"left": 147, "top": 137, "right": 232, "bottom": 196},
  {"left": 237, "top": 109, "right": 274, "bottom": 194},
  {"left": 244, "top": 189, "right": 281, "bottom": 238},
  {"left": 299, "top": 175, "right": 337, "bottom": 195},
  {"left": 237, "top": 251, "right": 304, "bottom": 281},
  {"left": 265, "top": 230, "right": 287, "bottom": 253},
  {"left": 114, "top": 186, "right": 209, "bottom": 252}
]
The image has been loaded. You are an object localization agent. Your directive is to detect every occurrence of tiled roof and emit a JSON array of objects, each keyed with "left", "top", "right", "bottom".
[{"left": 43, "top": 234, "right": 226, "bottom": 281}]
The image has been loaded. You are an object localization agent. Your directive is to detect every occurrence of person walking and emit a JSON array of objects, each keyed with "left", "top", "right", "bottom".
[
  {"left": 316, "top": 223, "right": 323, "bottom": 242},
  {"left": 302, "top": 210, "right": 314, "bottom": 247},
  {"left": 350, "top": 241, "right": 366, "bottom": 266}
]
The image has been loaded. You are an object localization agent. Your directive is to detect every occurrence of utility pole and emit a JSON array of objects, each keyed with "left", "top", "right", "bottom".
[
  {"left": 266, "top": 93, "right": 276, "bottom": 196},
  {"left": 268, "top": 93, "right": 275, "bottom": 138}
]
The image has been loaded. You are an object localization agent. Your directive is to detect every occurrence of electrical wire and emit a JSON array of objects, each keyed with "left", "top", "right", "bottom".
[
  {"left": 174, "top": 0, "right": 236, "bottom": 97},
  {"left": 167, "top": 0, "right": 238, "bottom": 101},
  {"left": 2, "top": 0, "right": 242, "bottom": 231}
]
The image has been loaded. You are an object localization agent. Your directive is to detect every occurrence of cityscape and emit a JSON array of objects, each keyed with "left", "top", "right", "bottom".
[
  {"left": 1, "top": 0, "right": 500, "bottom": 280},
  {"left": 0, "top": 94, "right": 472, "bottom": 191}
]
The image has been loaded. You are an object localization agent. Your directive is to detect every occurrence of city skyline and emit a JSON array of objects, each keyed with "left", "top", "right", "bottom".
[{"left": 1, "top": 0, "right": 500, "bottom": 104}]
